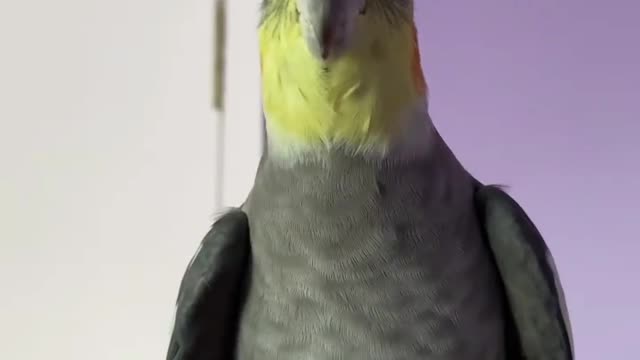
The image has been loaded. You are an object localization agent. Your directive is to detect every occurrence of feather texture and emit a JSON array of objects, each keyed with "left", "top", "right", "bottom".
[
  {"left": 474, "top": 184, "right": 574, "bottom": 360},
  {"left": 166, "top": 210, "right": 251, "bottom": 360},
  {"left": 259, "top": 1, "right": 425, "bottom": 154},
  {"left": 237, "top": 134, "right": 507, "bottom": 360}
]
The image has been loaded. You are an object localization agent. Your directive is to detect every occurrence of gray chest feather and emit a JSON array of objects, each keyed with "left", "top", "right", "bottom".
[{"left": 238, "top": 152, "right": 507, "bottom": 360}]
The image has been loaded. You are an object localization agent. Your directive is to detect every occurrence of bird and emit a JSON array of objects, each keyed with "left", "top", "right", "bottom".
[{"left": 165, "top": 0, "right": 574, "bottom": 359}]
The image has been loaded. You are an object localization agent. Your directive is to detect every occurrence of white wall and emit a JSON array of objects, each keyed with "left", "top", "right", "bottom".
[
  {"left": 221, "top": 0, "right": 263, "bottom": 207},
  {"left": 0, "top": 0, "right": 261, "bottom": 359}
]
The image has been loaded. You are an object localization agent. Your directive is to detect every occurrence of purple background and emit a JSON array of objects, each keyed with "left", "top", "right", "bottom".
[{"left": 414, "top": 1, "right": 639, "bottom": 357}]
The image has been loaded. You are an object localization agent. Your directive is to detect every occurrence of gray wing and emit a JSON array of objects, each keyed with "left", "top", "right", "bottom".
[
  {"left": 166, "top": 209, "right": 251, "bottom": 360},
  {"left": 474, "top": 183, "right": 574, "bottom": 360}
]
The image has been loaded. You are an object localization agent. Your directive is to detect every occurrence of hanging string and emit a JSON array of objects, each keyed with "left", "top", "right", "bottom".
[{"left": 213, "top": 0, "right": 227, "bottom": 210}]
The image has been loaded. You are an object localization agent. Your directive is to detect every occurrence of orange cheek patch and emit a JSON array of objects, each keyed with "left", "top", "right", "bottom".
[{"left": 411, "top": 23, "right": 427, "bottom": 96}]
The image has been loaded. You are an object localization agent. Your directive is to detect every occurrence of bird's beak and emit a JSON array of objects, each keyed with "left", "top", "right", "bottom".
[
  {"left": 298, "top": 0, "right": 365, "bottom": 61},
  {"left": 317, "top": 0, "right": 339, "bottom": 60}
]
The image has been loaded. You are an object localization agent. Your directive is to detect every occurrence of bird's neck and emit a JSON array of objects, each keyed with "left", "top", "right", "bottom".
[{"left": 258, "top": 18, "right": 429, "bottom": 162}]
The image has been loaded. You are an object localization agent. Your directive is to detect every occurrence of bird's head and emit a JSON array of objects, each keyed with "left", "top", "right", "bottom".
[
  {"left": 258, "top": 0, "right": 425, "bottom": 157},
  {"left": 261, "top": 0, "right": 414, "bottom": 62}
]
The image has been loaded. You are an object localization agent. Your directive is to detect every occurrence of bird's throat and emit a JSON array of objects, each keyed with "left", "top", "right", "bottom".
[{"left": 259, "top": 16, "right": 427, "bottom": 158}]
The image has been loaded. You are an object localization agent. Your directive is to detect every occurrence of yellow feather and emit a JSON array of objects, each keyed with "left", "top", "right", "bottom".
[{"left": 259, "top": 7, "right": 424, "bottom": 151}]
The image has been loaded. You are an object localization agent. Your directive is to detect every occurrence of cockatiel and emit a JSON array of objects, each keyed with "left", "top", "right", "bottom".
[{"left": 166, "top": 0, "right": 574, "bottom": 359}]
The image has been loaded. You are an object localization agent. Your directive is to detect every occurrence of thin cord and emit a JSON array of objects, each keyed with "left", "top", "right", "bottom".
[{"left": 213, "top": 0, "right": 226, "bottom": 210}]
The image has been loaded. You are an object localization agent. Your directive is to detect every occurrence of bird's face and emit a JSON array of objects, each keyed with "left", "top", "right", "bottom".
[
  {"left": 262, "top": 0, "right": 413, "bottom": 62},
  {"left": 258, "top": 0, "right": 424, "bottom": 155}
]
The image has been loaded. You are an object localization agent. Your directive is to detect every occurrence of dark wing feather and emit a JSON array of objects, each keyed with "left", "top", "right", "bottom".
[
  {"left": 474, "top": 184, "right": 574, "bottom": 360},
  {"left": 166, "top": 209, "right": 251, "bottom": 360}
]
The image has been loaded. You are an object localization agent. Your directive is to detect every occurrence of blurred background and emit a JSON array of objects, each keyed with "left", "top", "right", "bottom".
[{"left": 0, "top": 0, "right": 637, "bottom": 359}]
